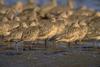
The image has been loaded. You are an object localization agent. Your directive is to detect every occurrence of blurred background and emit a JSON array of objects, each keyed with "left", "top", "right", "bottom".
[{"left": 3, "top": 0, "right": 100, "bottom": 11}]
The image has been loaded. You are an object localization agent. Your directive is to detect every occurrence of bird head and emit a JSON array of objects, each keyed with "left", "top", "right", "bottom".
[{"left": 15, "top": 1, "right": 24, "bottom": 13}]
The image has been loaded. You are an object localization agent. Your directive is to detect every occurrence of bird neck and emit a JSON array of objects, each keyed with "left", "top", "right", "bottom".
[
  {"left": 67, "top": 0, "right": 74, "bottom": 10},
  {"left": 15, "top": 1, "right": 24, "bottom": 13},
  {"left": 66, "top": 0, "right": 74, "bottom": 16}
]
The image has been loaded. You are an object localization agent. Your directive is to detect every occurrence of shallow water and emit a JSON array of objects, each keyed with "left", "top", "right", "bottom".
[
  {"left": 0, "top": 41, "right": 100, "bottom": 67},
  {"left": 0, "top": 47, "right": 100, "bottom": 67},
  {"left": 0, "top": 0, "right": 100, "bottom": 67}
]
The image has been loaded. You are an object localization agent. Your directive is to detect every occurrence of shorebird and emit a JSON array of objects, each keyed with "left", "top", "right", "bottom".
[
  {"left": 0, "top": 21, "right": 20, "bottom": 36},
  {"left": 37, "top": 19, "right": 57, "bottom": 39},
  {"left": 96, "top": 11, "right": 100, "bottom": 17},
  {"left": 5, "top": 23, "right": 39, "bottom": 52},
  {"left": 21, "top": 26, "right": 39, "bottom": 50},
  {"left": 0, "top": 5, "right": 8, "bottom": 15},
  {"left": 3, "top": 25, "right": 25, "bottom": 54},
  {"left": 56, "top": 17, "right": 88, "bottom": 46},
  {"left": 5, "top": 1, "right": 24, "bottom": 21},
  {"left": 37, "top": 14, "right": 70, "bottom": 48},
  {"left": 76, "top": 6, "right": 96, "bottom": 16},
  {"left": 66, "top": 0, "right": 74, "bottom": 16},
  {"left": 39, "top": 0, "right": 57, "bottom": 17},
  {"left": 25, "top": 0, "right": 38, "bottom": 10},
  {"left": 21, "top": 26, "right": 39, "bottom": 42},
  {"left": 17, "top": 3, "right": 39, "bottom": 28},
  {"left": 36, "top": 0, "right": 75, "bottom": 47},
  {"left": 15, "top": 1, "right": 24, "bottom": 14},
  {"left": 5, "top": 26, "right": 24, "bottom": 41},
  {"left": 86, "top": 16, "right": 100, "bottom": 40},
  {"left": 35, "top": 18, "right": 57, "bottom": 48}
]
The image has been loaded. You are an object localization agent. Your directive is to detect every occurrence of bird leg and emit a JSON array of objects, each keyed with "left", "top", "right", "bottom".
[
  {"left": 67, "top": 42, "right": 71, "bottom": 48},
  {"left": 14, "top": 41, "right": 24, "bottom": 55},
  {"left": 44, "top": 39, "right": 48, "bottom": 49}
]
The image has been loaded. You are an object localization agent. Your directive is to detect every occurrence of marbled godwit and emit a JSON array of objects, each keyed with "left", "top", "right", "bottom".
[
  {"left": 17, "top": 5, "right": 39, "bottom": 27},
  {"left": 76, "top": 6, "right": 96, "bottom": 16},
  {"left": 5, "top": 26, "right": 24, "bottom": 41},
  {"left": 0, "top": 21, "right": 20, "bottom": 36},
  {"left": 21, "top": 26, "right": 39, "bottom": 50},
  {"left": 39, "top": 0, "right": 57, "bottom": 17},
  {"left": 86, "top": 16, "right": 100, "bottom": 40},
  {"left": 4, "top": 20, "right": 30, "bottom": 40},
  {"left": 96, "top": 11, "right": 100, "bottom": 17},
  {"left": 0, "top": 5, "right": 8, "bottom": 15},
  {"left": 46, "top": 0, "right": 74, "bottom": 19},
  {"left": 5, "top": 1, "right": 24, "bottom": 20},
  {"left": 38, "top": 0, "right": 73, "bottom": 46},
  {"left": 5, "top": 20, "right": 40, "bottom": 51},
  {"left": 3, "top": 25, "right": 24, "bottom": 54},
  {"left": 66, "top": 0, "right": 74, "bottom": 16},
  {"left": 56, "top": 18, "right": 88, "bottom": 46},
  {"left": 37, "top": 20, "right": 57, "bottom": 39},
  {"left": 45, "top": 0, "right": 75, "bottom": 47},
  {"left": 15, "top": 1, "right": 24, "bottom": 14},
  {"left": 36, "top": 19, "right": 58, "bottom": 48},
  {"left": 37, "top": 15, "right": 69, "bottom": 48},
  {"left": 21, "top": 26, "right": 39, "bottom": 42},
  {"left": 25, "top": 0, "right": 37, "bottom": 10}
]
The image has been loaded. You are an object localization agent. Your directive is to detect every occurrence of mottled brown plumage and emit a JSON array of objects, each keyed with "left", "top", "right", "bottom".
[
  {"left": 22, "top": 26, "right": 39, "bottom": 41},
  {"left": 39, "top": 0, "right": 57, "bottom": 17},
  {"left": 56, "top": 16, "right": 88, "bottom": 43}
]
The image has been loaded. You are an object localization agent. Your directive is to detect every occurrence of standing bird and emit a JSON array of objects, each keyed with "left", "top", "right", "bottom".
[
  {"left": 86, "top": 16, "right": 100, "bottom": 40},
  {"left": 0, "top": 21, "right": 20, "bottom": 36},
  {"left": 21, "top": 26, "right": 39, "bottom": 50},
  {"left": 39, "top": 0, "right": 57, "bottom": 17},
  {"left": 26, "top": 0, "right": 37, "bottom": 9},
  {"left": 66, "top": 0, "right": 74, "bottom": 16},
  {"left": 21, "top": 26, "right": 39, "bottom": 42},
  {"left": 76, "top": 6, "right": 96, "bottom": 16},
  {"left": 5, "top": 1, "right": 24, "bottom": 20},
  {"left": 37, "top": 19, "right": 58, "bottom": 48},
  {"left": 56, "top": 18, "right": 88, "bottom": 46},
  {"left": 15, "top": 1, "right": 24, "bottom": 13},
  {"left": 5, "top": 26, "right": 24, "bottom": 41},
  {"left": 4, "top": 26, "right": 25, "bottom": 54},
  {"left": 37, "top": 15, "right": 69, "bottom": 48}
]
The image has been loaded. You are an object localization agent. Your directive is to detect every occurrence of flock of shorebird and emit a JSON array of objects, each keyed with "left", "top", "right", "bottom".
[{"left": 0, "top": 0, "right": 100, "bottom": 51}]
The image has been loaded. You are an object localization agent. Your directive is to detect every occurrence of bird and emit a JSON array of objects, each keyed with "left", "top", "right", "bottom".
[
  {"left": 4, "top": 24, "right": 39, "bottom": 52},
  {"left": 21, "top": 26, "right": 39, "bottom": 42},
  {"left": 75, "top": 6, "right": 96, "bottom": 16},
  {"left": 14, "top": 1, "right": 24, "bottom": 14},
  {"left": 5, "top": 1, "right": 24, "bottom": 21},
  {"left": 56, "top": 16, "right": 88, "bottom": 46},
  {"left": 66, "top": 0, "right": 74, "bottom": 16},
  {"left": 85, "top": 16, "right": 100, "bottom": 40},
  {"left": 37, "top": 19, "right": 57, "bottom": 39},
  {"left": 5, "top": 26, "right": 24, "bottom": 41},
  {"left": 96, "top": 11, "right": 100, "bottom": 17},
  {"left": 36, "top": 14, "right": 69, "bottom": 48},
  {"left": 25, "top": 0, "right": 37, "bottom": 10},
  {"left": 39, "top": 0, "right": 57, "bottom": 17},
  {"left": 0, "top": 21, "right": 20, "bottom": 36}
]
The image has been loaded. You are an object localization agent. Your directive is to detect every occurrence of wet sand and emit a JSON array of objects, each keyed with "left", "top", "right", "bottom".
[{"left": 0, "top": 41, "right": 100, "bottom": 67}]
